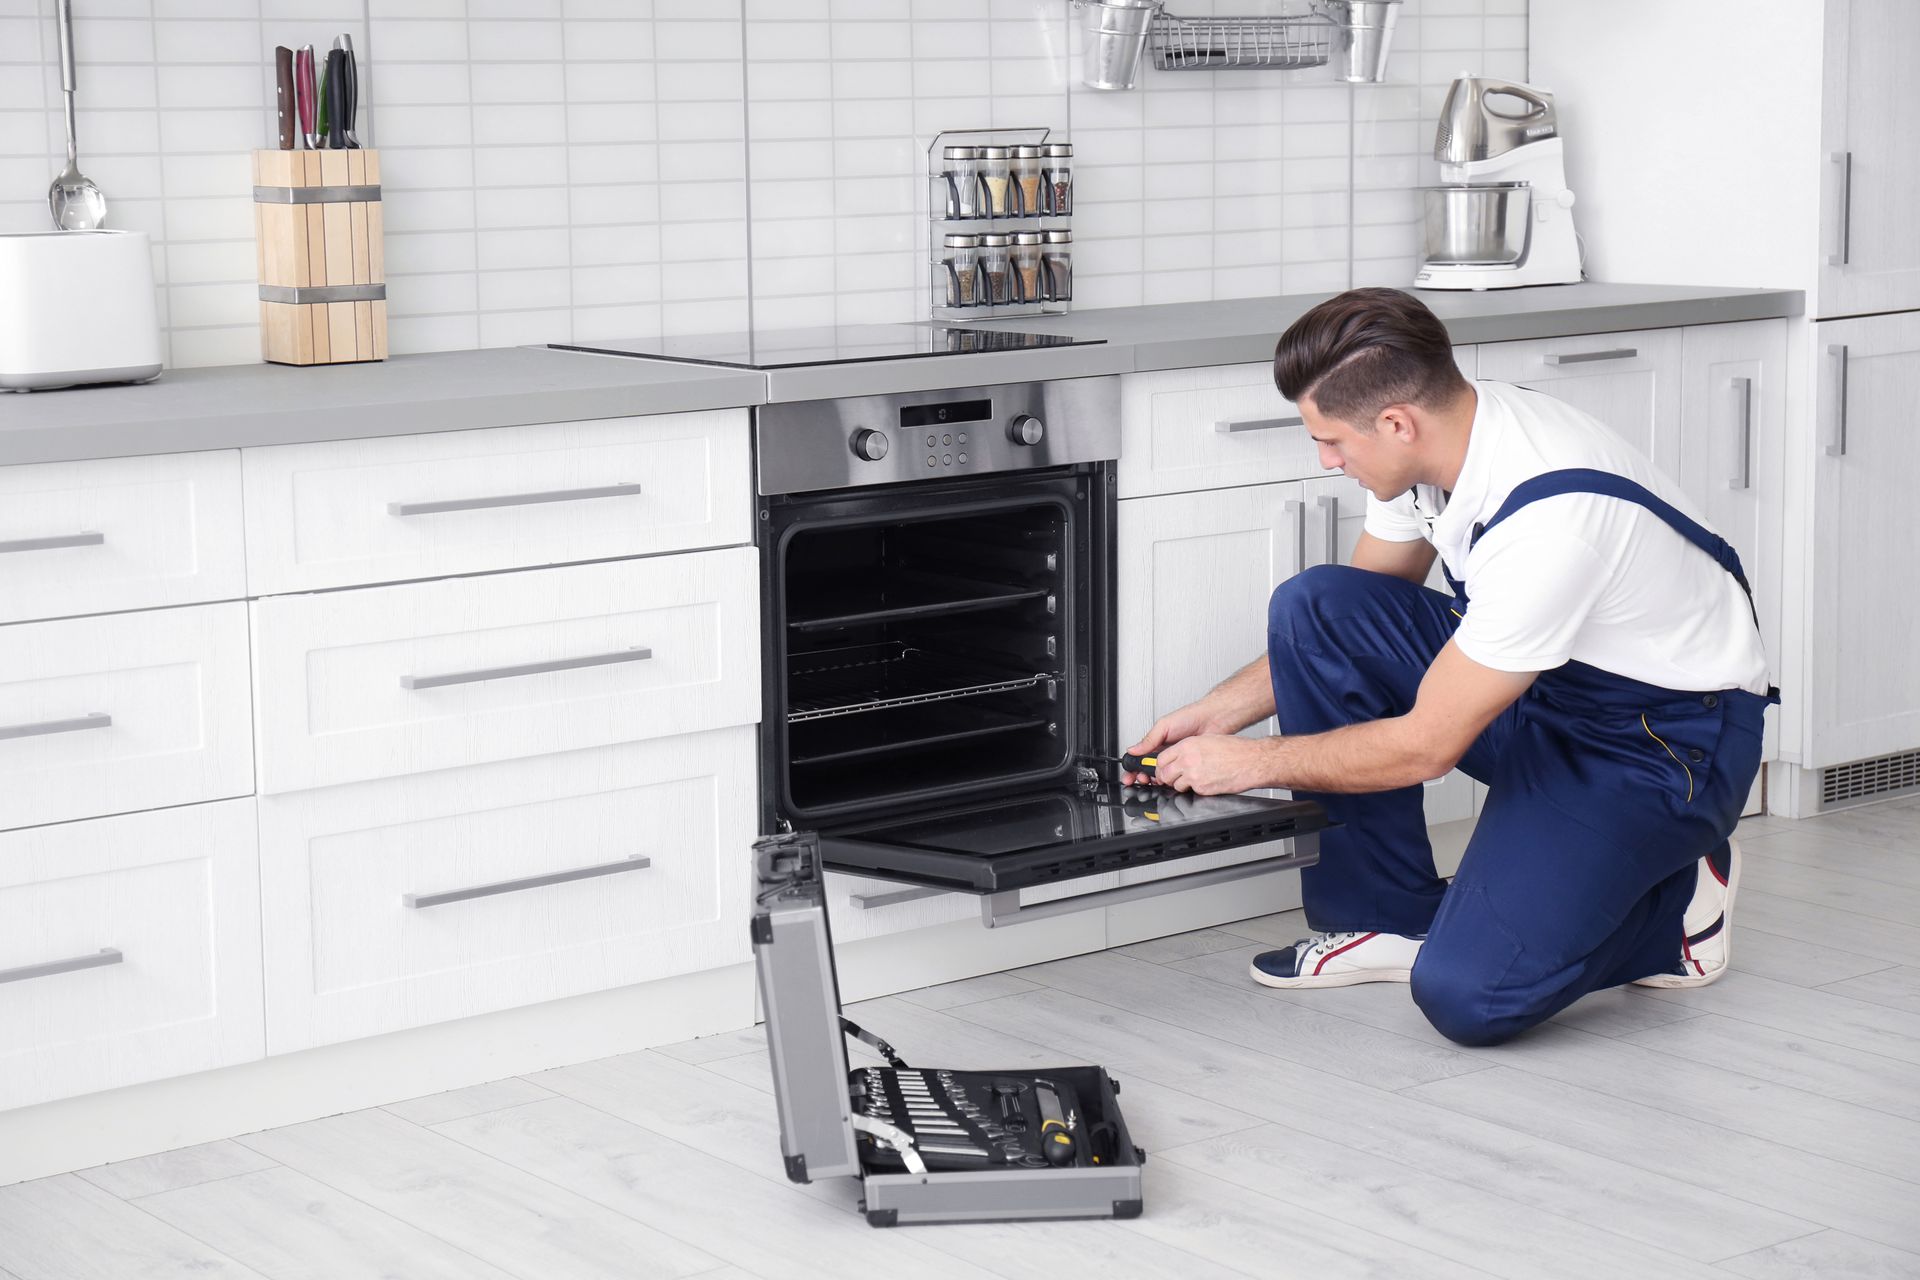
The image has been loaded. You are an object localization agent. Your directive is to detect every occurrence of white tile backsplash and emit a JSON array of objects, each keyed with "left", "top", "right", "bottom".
[{"left": 1, "top": 0, "right": 1521, "bottom": 366}]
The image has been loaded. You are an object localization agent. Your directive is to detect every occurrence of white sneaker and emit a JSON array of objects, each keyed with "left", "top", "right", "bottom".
[
  {"left": 1249, "top": 931, "right": 1424, "bottom": 989},
  {"left": 1634, "top": 838, "right": 1741, "bottom": 989}
]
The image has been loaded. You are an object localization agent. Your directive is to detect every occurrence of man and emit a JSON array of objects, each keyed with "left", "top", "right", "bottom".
[{"left": 1124, "top": 288, "right": 1775, "bottom": 1047}]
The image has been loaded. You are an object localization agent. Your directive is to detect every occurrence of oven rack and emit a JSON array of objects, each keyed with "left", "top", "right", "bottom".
[
  {"left": 788, "top": 702, "right": 1052, "bottom": 766},
  {"left": 787, "top": 570, "right": 1052, "bottom": 634},
  {"left": 787, "top": 642, "right": 1056, "bottom": 724}
]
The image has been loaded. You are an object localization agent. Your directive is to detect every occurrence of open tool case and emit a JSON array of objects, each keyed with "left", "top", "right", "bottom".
[{"left": 751, "top": 830, "right": 1146, "bottom": 1226}]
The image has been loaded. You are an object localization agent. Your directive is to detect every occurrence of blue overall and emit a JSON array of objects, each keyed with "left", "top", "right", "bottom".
[{"left": 1267, "top": 469, "right": 1775, "bottom": 1046}]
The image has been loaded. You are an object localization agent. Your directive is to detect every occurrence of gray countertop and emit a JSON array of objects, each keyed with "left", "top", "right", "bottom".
[{"left": 0, "top": 282, "right": 1802, "bottom": 466}]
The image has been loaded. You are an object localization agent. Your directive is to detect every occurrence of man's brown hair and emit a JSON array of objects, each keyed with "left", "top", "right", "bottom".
[{"left": 1272, "top": 287, "right": 1470, "bottom": 428}]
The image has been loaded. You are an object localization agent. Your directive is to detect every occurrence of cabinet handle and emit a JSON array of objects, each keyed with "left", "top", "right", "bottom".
[
  {"left": 1729, "top": 376, "right": 1753, "bottom": 491},
  {"left": 1284, "top": 499, "right": 1306, "bottom": 575},
  {"left": 0, "top": 531, "right": 105, "bottom": 555},
  {"left": 1215, "top": 415, "right": 1304, "bottom": 434},
  {"left": 387, "top": 482, "right": 643, "bottom": 517},
  {"left": 849, "top": 885, "right": 949, "bottom": 910},
  {"left": 1828, "top": 151, "right": 1853, "bottom": 267},
  {"left": 1827, "top": 344, "right": 1849, "bottom": 458},
  {"left": 1543, "top": 348, "right": 1637, "bottom": 366},
  {"left": 0, "top": 947, "right": 122, "bottom": 986},
  {"left": 1317, "top": 494, "right": 1340, "bottom": 566},
  {"left": 403, "top": 854, "right": 651, "bottom": 909},
  {"left": 0, "top": 711, "right": 111, "bottom": 742},
  {"left": 400, "top": 646, "right": 652, "bottom": 691}
]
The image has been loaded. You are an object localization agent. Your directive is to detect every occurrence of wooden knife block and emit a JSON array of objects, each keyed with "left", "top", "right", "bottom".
[{"left": 253, "top": 148, "right": 387, "bottom": 366}]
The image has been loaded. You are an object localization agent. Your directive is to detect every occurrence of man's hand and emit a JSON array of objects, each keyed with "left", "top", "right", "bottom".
[
  {"left": 1150, "top": 733, "right": 1276, "bottom": 796},
  {"left": 1123, "top": 702, "right": 1227, "bottom": 785}
]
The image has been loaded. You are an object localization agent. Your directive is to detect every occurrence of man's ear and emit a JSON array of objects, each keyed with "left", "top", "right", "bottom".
[{"left": 1377, "top": 404, "right": 1418, "bottom": 443}]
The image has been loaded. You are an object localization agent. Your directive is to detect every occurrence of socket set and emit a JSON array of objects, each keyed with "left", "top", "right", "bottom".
[{"left": 853, "top": 1067, "right": 1117, "bottom": 1173}]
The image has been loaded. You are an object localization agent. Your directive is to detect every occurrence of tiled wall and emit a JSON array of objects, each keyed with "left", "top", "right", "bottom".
[{"left": 0, "top": 0, "right": 1524, "bottom": 368}]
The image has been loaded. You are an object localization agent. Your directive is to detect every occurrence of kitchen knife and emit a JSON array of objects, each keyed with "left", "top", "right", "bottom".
[
  {"left": 295, "top": 45, "right": 317, "bottom": 149},
  {"left": 273, "top": 45, "right": 294, "bottom": 149},
  {"left": 325, "top": 48, "right": 348, "bottom": 150},
  {"left": 316, "top": 50, "right": 329, "bottom": 145},
  {"left": 338, "top": 33, "right": 359, "bottom": 148}
]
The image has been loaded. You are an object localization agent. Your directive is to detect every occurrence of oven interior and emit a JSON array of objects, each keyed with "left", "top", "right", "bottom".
[{"left": 767, "top": 478, "right": 1105, "bottom": 827}]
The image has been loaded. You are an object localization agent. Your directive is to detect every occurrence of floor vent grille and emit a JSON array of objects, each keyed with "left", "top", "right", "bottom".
[{"left": 1822, "top": 750, "right": 1920, "bottom": 807}]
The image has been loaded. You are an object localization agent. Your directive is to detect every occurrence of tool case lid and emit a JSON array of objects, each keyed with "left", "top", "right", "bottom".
[{"left": 750, "top": 831, "right": 862, "bottom": 1184}]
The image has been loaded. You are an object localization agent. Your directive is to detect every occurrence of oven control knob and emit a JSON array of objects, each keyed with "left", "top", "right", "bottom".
[
  {"left": 850, "top": 428, "right": 890, "bottom": 462},
  {"left": 1008, "top": 414, "right": 1045, "bottom": 446}
]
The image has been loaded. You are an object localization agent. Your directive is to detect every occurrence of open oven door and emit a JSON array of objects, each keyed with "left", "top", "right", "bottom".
[{"left": 814, "top": 774, "right": 1329, "bottom": 928}]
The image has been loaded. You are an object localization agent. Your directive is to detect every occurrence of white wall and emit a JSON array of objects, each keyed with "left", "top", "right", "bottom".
[{"left": 0, "top": 0, "right": 1526, "bottom": 368}]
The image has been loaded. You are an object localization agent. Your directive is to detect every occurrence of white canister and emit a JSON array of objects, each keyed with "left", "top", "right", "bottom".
[{"left": 0, "top": 229, "right": 162, "bottom": 391}]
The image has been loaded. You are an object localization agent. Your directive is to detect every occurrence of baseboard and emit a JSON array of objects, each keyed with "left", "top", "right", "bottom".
[{"left": 0, "top": 960, "right": 756, "bottom": 1188}]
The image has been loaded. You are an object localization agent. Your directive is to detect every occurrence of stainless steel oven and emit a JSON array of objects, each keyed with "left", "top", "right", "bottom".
[{"left": 756, "top": 376, "right": 1325, "bottom": 926}]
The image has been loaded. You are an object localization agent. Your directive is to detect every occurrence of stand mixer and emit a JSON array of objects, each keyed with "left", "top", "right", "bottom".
[{"left": 1413, "top": 76, "right": 1582, "bottom": 290}]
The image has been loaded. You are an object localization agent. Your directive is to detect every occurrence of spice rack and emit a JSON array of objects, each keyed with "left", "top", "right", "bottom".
[{"left": 927, "top": 127, "right": 1073, "bottom": 323}]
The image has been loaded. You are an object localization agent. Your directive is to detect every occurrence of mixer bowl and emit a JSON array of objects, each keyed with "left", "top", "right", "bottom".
[{"left": 1422, "top": 183, "right": 1530, "bottom": 265}]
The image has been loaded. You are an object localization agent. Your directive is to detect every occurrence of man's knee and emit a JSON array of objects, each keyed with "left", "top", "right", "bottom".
[
  {"left": 1409, "top": 952, "right": 1526, "bottom": 1048},
  {"left": 1268, "top": 563, "right": 1371, "bottom": 637}
]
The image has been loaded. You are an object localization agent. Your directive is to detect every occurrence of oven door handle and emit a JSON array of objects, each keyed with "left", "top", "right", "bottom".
[{"left": 977, "top": 832, "right": 1321, "bottom": 927}]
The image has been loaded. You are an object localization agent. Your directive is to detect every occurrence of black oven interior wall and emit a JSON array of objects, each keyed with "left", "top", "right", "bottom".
[{"left": 759, "top": 467, "right": 1115, "bottom": 833}]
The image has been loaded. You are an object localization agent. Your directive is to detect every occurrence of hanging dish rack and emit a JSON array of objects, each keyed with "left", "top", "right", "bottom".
[
  {"left": 1076, "top": 0, "right": 1398, "bottom": 85},
  {"left": 1149, "top": 8, "right": 1339, "bottom": 71}
]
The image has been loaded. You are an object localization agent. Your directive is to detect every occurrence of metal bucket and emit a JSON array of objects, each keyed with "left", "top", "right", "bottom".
[
  {"left": 1422, "top": 183, "right": 1530, "bottom": 265},
  {"left": 1330, "top": 0, "right": 1401, "bottom": 83},
  {"left": 1079, "top": 0, "right": 1160, "bottom": 91}
]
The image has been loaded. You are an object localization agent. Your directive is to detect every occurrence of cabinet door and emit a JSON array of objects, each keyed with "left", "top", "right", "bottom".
[
  {"left": 1477, "top": 328, "right": 1684, "bottom": 475},
  {"left": 1819, "top": 0, "right": 1920, "bottom": 317},
  {"left": 1807, "top": 313, "right": 1920, "bottom": 766}
]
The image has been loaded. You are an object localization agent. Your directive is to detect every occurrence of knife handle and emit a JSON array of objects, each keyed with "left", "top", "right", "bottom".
[
  {"left": 325, "top": 49, "right": 347, "bottom": 149},
  {"left": 295, "top": 46, "right": 316, "bottom": 148},
  {"left": 340, "top": 33, "right": 358, "bottom": 147},
  {"left": 273, "top": 46, "right": 294, "bottom": 149}
]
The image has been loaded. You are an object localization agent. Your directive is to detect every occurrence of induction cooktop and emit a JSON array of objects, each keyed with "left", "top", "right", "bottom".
[{"left": 551, "top": 322, "right": 1102, "bottom": 370}]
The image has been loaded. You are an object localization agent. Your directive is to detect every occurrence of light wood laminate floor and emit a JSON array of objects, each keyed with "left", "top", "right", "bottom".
[{"left": 7, "top": 804, "right": 1920, "bottom": 1280}]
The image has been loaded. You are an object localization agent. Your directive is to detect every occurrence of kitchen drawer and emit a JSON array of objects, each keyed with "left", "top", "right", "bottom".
[
  {"left": 0, "top": 800, "right": 264, "bottom": 1111},
  {"left": 241, "top": 409, "right": 752, "bottom": 594},
  {"left": 258, "top": 726, "right": 756, "bottom": 1052},
  {"left": 1118, "top": 364, "right": 1325, "bottom": 498},
  {"left": 251, "top": 547, "right": 759, "bottom": 794},
  {"left": 0, "top": 451, "right": 246, "bottom": 625},
  {"left": 1475, "top": 328, "right": 1682, "bottom": 475},
  {"left": 0, "top": 604, "right": 254, "bottom": 831}
]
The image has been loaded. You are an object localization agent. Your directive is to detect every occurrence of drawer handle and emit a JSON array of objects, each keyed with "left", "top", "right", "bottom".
[
  {"left": 1215, "top": 416, "right": 1304, "bottom": 434},
  {"left": 849, "top": 885, "right": 950, "bottom": 910},
  {"left": 1543, "top": 348, "right": 1637, "bottom": 366},
  {"left": 1827, "top": 344, "right": 1849, "bottom": 458},
  {"left": 1828, "top": 150, "right": 1853, "bottom": 267},
  {"left": 0, "top": 947, "right": 122, "bottom": 986},
  {"left": 0, "top": 531, "right": 105, "bottom": 554},
  {"left": 1284, "top": 498, "right": 1306, "bottom": 575},
  {"left": 1317, "top": 494, "right": 1340, "bottom": 566},
  {"left": 1729, "top": 376, "right": 1753, "bottom": 491},
  {"left": 386, "top": 482, "right": 644, "bottom": 517},
  {"left": 0, "top": 711, "right": 111, "bottom": 742},
  {"left": 400, "top": 647, "right": 653, "bottom": 691},
  {"left": 403, "top": 855, "right": 652, "bottom": 909}
]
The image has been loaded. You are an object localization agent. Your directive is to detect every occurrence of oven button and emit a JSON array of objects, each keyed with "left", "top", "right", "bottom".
[
  {"left": 957, "top": 452, "right": 968, "bottom": 464},
  {"left": 943, "top": 454, "right": 952, "bottom": 465},
  {"left": 850, "top": 428, "right": 890, "bottom": 462},
  {"left": 1008, "top": 414, "right": 1044, "bottom": 446}
]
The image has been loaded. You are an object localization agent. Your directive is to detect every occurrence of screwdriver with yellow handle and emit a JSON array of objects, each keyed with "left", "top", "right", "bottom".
[
  {"left": 1118, "top": 752, "right": 1158, "bottom": 779},
  {"left": 1034, "top": 1081, "right": 1078, "bottom": 1167}
]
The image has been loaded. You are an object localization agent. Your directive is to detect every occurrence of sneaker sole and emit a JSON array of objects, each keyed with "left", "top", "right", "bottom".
[
  {"left": 1249, "top": 962, "right": 1413, "bottom": 990},
  {"left": 1635, "top": 838, "right": 1742, "bottom": 990}
]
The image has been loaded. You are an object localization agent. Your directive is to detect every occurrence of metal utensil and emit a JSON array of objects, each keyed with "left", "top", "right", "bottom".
[{"left": 47, "top": 0, "right": 107, "bottom": 230}]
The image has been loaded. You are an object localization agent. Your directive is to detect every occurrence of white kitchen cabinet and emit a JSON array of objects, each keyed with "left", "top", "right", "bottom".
[
  {"left": 1818, "top": 0, "right": 1920, "bottom": 317},
  {"left": 0, "top": 603, "right": 254, "bottom": 831},
  {"left": 0, "top": 451, "right": 246, "bottom": 626},
  {"left": 250, "top": 546, "right": 760, "bottom": 794},
  {"left": 258, "top": 725, "right": 757, "bottom": 1053},
  {"left": 1117, "top": 364, "right": 1319, "bottom": 498},
  {"left": 0, "top": 800, "right": 263, "bottom": 1111},
  {"left": 1477, "top": 328, "right": 1684, "bottom": 476},
  {"left": 241, "top": 409, "right": 752, "bottom": 595},
  {"left": 1804, "top": 312, "right": 1920, "bottom": 767}
]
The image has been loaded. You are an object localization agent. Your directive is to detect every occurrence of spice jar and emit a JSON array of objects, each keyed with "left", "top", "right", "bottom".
[
  {"left": 940, "top": 144, "right": 983, "bottom": 219},
  {"left": 1012, "top": 231, "right": 1044, "bottom": 303},
  {"left": 942, "top": 232, "right": 982, "bottom": 307},
  {"left": 1042, "top": 229, "right": 1073, "bottom": 302},
  {"left": 979, "top": 145, "right": 1012, "bottom": 218},
  {"left": 1012, "top": 145, "right": 1044, "bottom": 217},
  {"left": 1042, "top": 142, "right": 1073, "bottom": 216},
  {"left": 980, "top": 233, "right": 1013, "bottom": 306}
]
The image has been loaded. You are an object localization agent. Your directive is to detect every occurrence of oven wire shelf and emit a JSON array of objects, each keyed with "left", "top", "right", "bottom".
[{"left": 787, "top": 643, "right": 1056, "bottom": 724}]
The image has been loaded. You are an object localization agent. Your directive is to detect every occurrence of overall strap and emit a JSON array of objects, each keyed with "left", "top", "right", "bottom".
[{"left": 1470, "top": 467, "right": 1754, "bottom": 601}]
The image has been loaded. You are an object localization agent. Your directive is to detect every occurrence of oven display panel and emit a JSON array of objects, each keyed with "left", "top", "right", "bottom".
[{"left": 900, "top": 399, "right": 991, "bottom": 429}]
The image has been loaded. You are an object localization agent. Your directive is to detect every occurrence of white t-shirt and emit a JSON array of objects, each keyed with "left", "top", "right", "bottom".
[{"left": 1364, "top": 380, "right": 1772, "bottom": 695}]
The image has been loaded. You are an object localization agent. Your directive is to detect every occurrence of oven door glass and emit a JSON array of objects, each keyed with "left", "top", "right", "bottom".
[{"left": 817, "top": 782, "right": 1327, "bottom": 894}]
